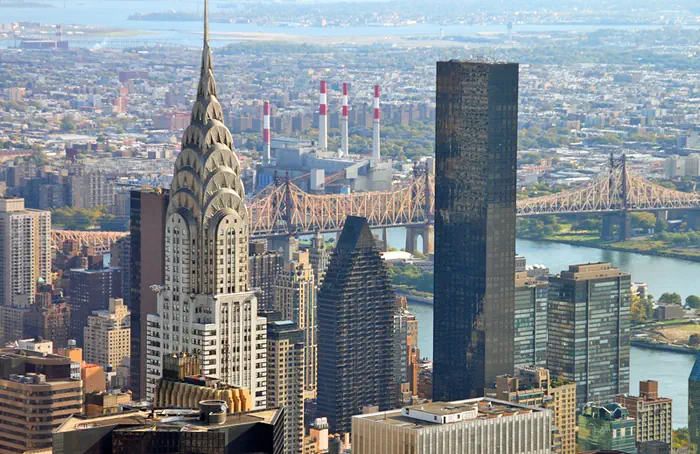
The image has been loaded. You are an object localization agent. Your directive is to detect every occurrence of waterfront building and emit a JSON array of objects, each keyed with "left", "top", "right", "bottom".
[
  {"left": 0, "top": 348, "right": 83, "bottom": 454},
  {"left": 492, "top": 367, "right": 576, "bottom": 454},
  {"left": 578, "top": 403, "right": 637, "bottom": 454},
  {"left": 317, "top": 216, "right": 398, "bottom": 433},
  {"left": 433, "top": 60, "right": 518, "bottom": 400},
  {"left": 309, "top": 230, "right": 331, "bottom": 287},
  {"left": 0, "top": 197, "right": 51, "bottom": 308},
  {"left": 68, "top": 266, "right": 123, "bottom": 347},
  {"left": 616, "top": 380, "right": 672, "bottom": 448},
  {"left": 548, "top": 262, "right": 631, "bottom": 409},
  {"left": 351, "top": 398, "right": 552, "bottom": 454},
  {"left": 129, "top": 188, "right": 169, "bottom": 400},
  {"left": 689, "top": 353, "right": 700, "bottom": 452},
  {"left": 514, "top": 271, "right": 548, "bottom": 370},
  {"left": 267, "top": 320, "right": 305, "bottom": 454},
  {"left": 249, "top": 240, "right": 284, "bottom": 311},
  {"left": 83, "top": 298, "right": 130, "bottom": 371},
  {"left": 273, "top": 250, "right": 317, "bottom": 391},
  {"left": 145, "top": 3, "right": 267, "bottom": 409}
]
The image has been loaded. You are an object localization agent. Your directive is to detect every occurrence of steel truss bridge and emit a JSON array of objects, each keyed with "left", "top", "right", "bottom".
[{"left": 51, "top": 157, "right": 700, "bottom": 251}]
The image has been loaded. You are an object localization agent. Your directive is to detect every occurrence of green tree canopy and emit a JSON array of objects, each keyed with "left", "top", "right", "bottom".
[
  {"left": 686, "top": 295, "right": 700, "bottom": 309},
  {"left": 658, "top": 292, "right": 682, "bottom": 306}
]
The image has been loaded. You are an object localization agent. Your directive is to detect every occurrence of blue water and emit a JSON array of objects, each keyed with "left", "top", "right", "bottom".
[
  {"left": 1, "top": 0, "right": 697, "bottom": 48},
  {"left": 383, "top": 231, "right": 700, "bottom": 428}
]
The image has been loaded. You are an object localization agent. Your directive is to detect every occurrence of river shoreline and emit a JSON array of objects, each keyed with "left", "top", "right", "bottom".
[{"left": 517, "top": 235, "right": 700, "bottom": 263}]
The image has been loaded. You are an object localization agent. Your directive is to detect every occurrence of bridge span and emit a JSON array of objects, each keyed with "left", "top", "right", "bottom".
[{"left": 51, "top": 158, "right": 700, "bottom": 255}]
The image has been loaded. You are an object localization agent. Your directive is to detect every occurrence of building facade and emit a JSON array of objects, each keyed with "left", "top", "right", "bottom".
[
  {"left": 23, "top": 291, "right": 71, "bottom": 349},
  {"left": 273, "top": 251, "right": 317, "bottom": 391},
  {"left": 129, "top": 188, "right": 169, "bottom": 400},
  {"left": 317, "top": 216, "right": 398, "bottom": 433},
  {"left": 0, "top": 348, "right": 83, "bottom": 454},
  {"left": 0, "top": 197, "right": 51, "bottom": 307},
  {"left": 146, "top": 7, "right": 266, "bottom": 409},
  {"left": 433, "top": 61, "right": 518, "bottom": 400},
  {"left": 690, "top": 353, "right": 700, "bottom": 453},
  {"left": 267, "top": 320, "right": 304, "bottom": 454},
  {"left": 548, "top": 262, "right": 631, "bottom": 409},
  {"left": 84, "top": 298, "right": 131, "bottom": 370},
  {"left": 249, "top": 241, "right": 283, "bottom": 311},
  {"left": 68, "top": 266, "right": 123, "bottom": 347},
  {"left": 492, "top": 367, "right": 576, "bottom": 454},
  {"left": 352, "top": 398, "right": 552, "bottom": 454},
  {"left": 309, "top": 231, "right": 331, "bottom": 288},
  {"left": 578, "top": 403, "right": 637, "bottom": 454},
  {"left": 616, "top": 380, "right": 672, "bottom": 448},
  {"left": 514, "top": 271, "right": 548, "bottom": 370}
]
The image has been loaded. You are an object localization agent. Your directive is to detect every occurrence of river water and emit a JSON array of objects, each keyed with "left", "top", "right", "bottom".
[
  {"left": 1, "top": 0, "right": 698, "bottom": 48},
  {"left": 382, "top": 230, "right": 700, "bottom": 428}
]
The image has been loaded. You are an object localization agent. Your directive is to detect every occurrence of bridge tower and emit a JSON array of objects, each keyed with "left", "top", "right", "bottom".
[
  {"left": 601, "top": 155, "right": 632, "bottom": 242},
  {"left": 405, "top": 163, "right": 434, "bottom": 255}
]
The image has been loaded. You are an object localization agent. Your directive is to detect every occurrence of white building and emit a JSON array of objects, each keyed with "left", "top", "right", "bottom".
[
  {"left": 0, "top": 198, "right": 51, "bottom": 307},
  {"left": 83, "top": 298, "right": 130, "bottom": 370},
  {"left": 352, "top": 398, "right": 552, "bottom": 454},
  {"left": 145, "top": 3, "right": 267, "bottom": 409}
]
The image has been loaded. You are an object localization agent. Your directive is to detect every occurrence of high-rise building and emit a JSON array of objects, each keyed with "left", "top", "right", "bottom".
[
  {"left": 548, "top": 262, "right": 631, "bottom": 409},
  {"left": 267, "top": 320, "right": 304, "bottom": 454},
  {"left": 352, "top": 398, "right": 552, "bottom": 454},
  {"left": 309, "top": 231, "right": 331, "bottom": 288},
  {"left": 68, "top": 266, "right": 123, "bottom": 347},
  {"left": 0, "top": 197, "right": 51, "bottom": 307},
  {"left": 514, "top": 271, "right": 548, "bottom": 370},
  {"left": 433, "top": 61, "right": 518, "bottom": 400},
  {"left": 273, "top": 250, "right": 316, "bottom": 391},
  {"left": 690, "top": 353, "right": 700, "bottom": 452},
  {"left": 491, "top": 367, "right": 576, "bottom": 454},
  {"left": 24, "top": 291, "right": 71, "bottom": 349},
  {"left": 0, "top": 348, "right": 83, "bottom": 454},
  {"left": 146, "top": 3, "right": 267, "bottom": 409},
  {"left": 129, "top": 188, "right": 168, "bottom": 400},
  {"left": 83, "top": 298, "right": 131, "bottom": 370},
  {"left": 616, "top": 380, "right": 672, "bottom": 448},
  {"left": 317, "top": 216, "right": 398, "bottom": 433},
  {"left": 249, "top": 240, "right": 283, "bottom": 311},
  {"left": 578, "top": 403, "right": 637, "bottom": 454}
]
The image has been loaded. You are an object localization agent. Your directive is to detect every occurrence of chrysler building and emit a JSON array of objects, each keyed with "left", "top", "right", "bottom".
[{"left": 146, "top": 0, "right": 267, "bottom": 408}]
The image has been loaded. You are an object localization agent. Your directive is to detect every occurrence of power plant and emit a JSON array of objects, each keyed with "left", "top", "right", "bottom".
[{"left": 255, "top": 80, "right": 392, "bottom": 194}]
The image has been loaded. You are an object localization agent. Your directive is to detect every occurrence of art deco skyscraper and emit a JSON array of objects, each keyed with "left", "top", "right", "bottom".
[
  {"left": 317, "top": 216, "right": 398, "bottom": 433},
  {"left": 146, "top": 0, "right": 267, "bottom": 409},
  {"left": 433, "top": 61, "right": 518, "bottom": 400}
]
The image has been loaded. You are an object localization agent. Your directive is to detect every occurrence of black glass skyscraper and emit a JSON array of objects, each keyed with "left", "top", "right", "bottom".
[
  {"left": 433, "top": 61, "right": 518, "bottom": 401},
  {"left": 317, "top": 216, "right": 397, "bottom": 434}
]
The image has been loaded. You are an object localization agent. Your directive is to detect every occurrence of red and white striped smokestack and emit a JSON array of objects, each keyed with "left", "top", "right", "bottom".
[
  {"left": 319, "top": 80, "right": 328, "bottom": 149},
  {"left": 262, "top": 101, "right": 271, "bottom": 165},
  {"left": 372, "top": 84, "right": 380, "bottom": 161},
  {"left": 341, "top": 82, "right": 349, "bottom": 157}
]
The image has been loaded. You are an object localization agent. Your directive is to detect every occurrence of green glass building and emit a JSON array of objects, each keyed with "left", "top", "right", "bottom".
[
  {"left": 578, "top": 403, "right": 637, "bottom": 454},
  {"left": 547, "top": 262, "right": 631, "bottom": 410}
]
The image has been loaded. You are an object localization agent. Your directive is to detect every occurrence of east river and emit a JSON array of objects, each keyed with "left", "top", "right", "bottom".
[{"left": 383, "top": 231, "right": 700, "bottom": 428}]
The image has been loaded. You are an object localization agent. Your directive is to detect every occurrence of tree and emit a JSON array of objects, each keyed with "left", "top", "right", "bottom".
[
  {"left": 655, "top": 217, "right": 666, "bottom": 233},
  {"left": 631, "top": 212, "right": 656, "bottom": 230},
  {"left": 686, "top": 295, "right": 700, "bottom": 309},
  {"left": 630, "top": 294, "right": 654, "bottom": 323},
  {"left": 658, "top": 292, "right": 682, "bottom": 306},
  {"left": 60, "top": 115, "right": 76, "bottom": 132}
]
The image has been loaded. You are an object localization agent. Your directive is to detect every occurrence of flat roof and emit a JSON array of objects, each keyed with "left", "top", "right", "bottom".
[{"left": 355, "top": 398, "right": 544, "bottom": 429}]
